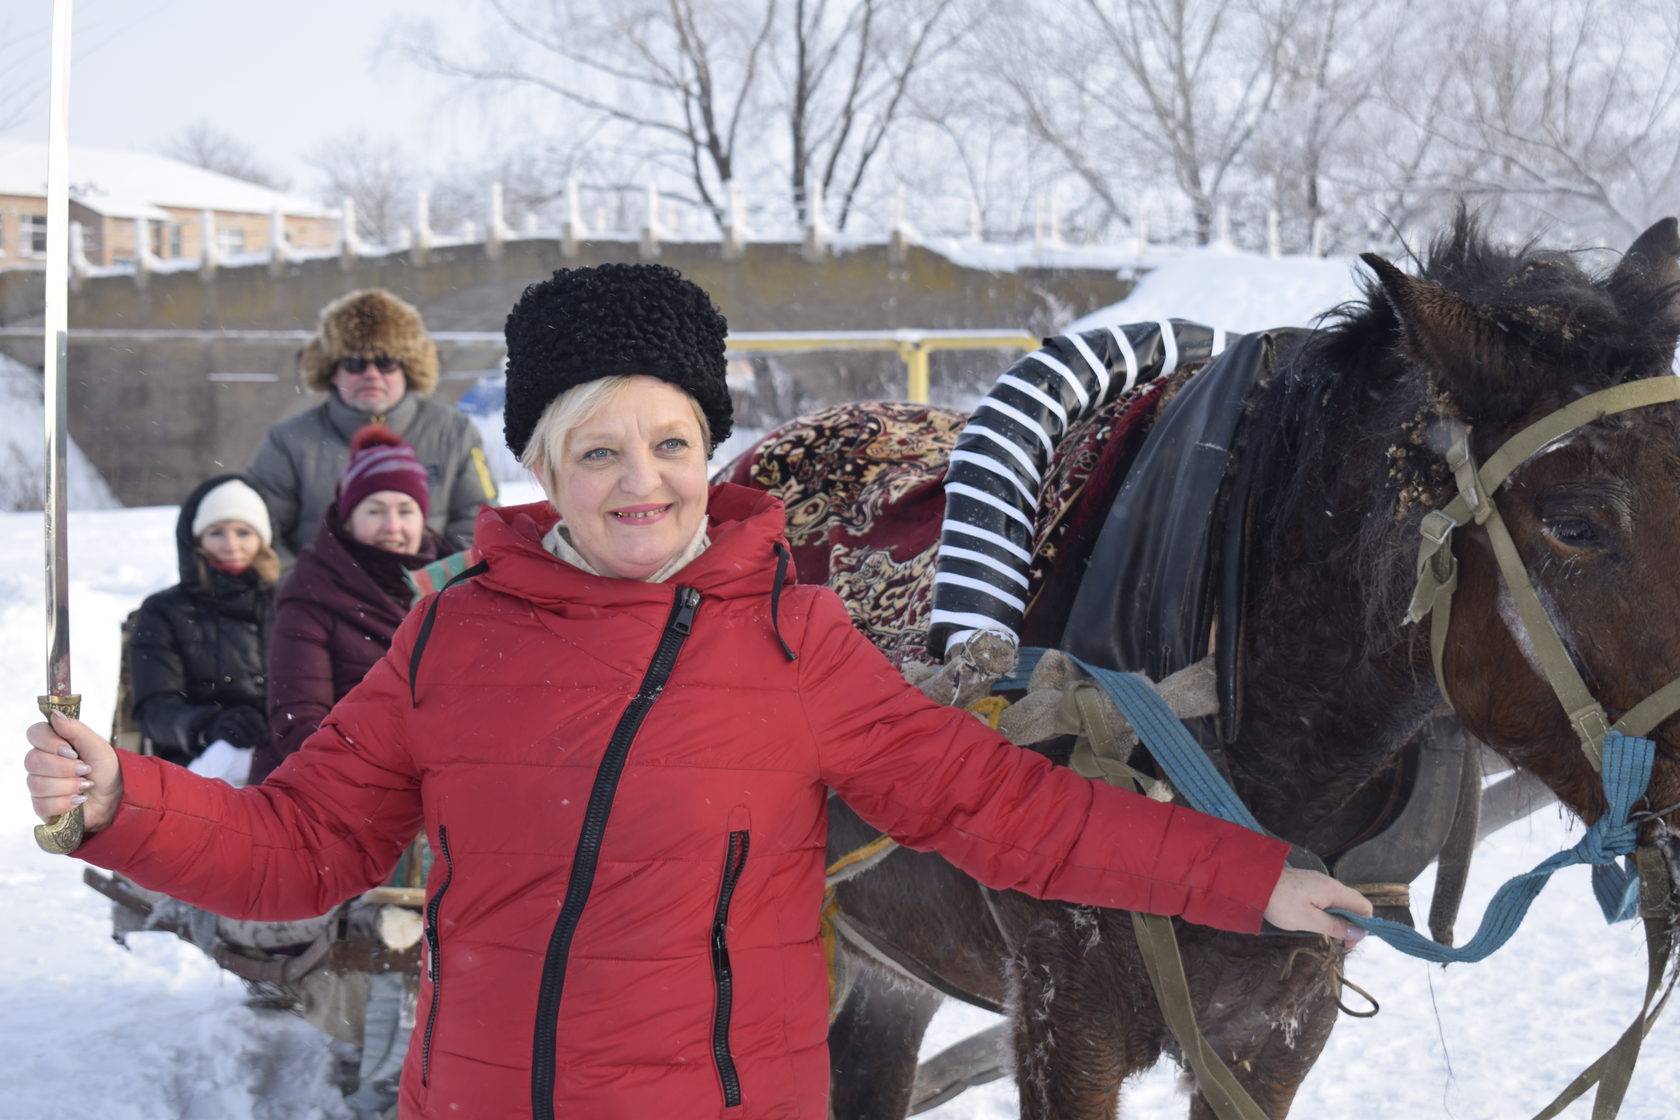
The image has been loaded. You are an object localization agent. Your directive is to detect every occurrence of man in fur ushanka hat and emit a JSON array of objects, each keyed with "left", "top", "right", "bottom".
[{"left": 246, "top": 289, "right": 498, "bottom": 567}]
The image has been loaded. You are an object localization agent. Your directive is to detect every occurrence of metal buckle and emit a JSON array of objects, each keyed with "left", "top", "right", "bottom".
[
  {"left": 1571, "top": 704, "right": 1612, "bottom": 768},
  {"left": 1419, "top": 510, "right": 1457, "bottom": 549}
]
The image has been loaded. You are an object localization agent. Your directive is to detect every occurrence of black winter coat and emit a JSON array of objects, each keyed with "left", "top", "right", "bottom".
[{"left": 129, "top": 474, "right": 275, "bottom": 765}]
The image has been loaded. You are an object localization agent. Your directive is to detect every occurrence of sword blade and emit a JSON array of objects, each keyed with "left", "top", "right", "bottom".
[
  {"left": 35, "top": 0, "right": 84, "bottom": 857},
  {"left": 42, "top": 0, "right": 72, "bottom": 698}
]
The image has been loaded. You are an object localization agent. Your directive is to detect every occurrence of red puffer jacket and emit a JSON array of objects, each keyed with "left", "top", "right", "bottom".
[{"left": 78, "top": 484, "right": 1288, "bottom": 1119}]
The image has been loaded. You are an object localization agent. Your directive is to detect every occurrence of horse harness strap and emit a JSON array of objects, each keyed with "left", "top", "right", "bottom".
[
  {"left": 1000, "top": 647, "right": 1331, "bottom": 1120},
  {"left": 1532, "top": 847, "right": 1677, "bottom": 1120},
  {"left": 1408, "top": 377, "right": 1680, "bottom": 769},
  {"left": 1131, "top": 909, "right": 1271, "bottom": 1120},
  {"left": 1008, "top": 643, "right": 1675, "bottom": 1116}
]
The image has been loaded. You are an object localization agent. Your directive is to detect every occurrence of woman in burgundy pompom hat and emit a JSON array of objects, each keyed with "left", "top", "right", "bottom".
[{"left": 252, "top": 425, "right": 456, "bottom": 782}]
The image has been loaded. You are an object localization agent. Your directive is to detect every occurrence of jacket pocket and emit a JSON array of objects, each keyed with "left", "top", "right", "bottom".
[
  {"left": 421, "top": 824, "right": 455, "bottom": 1088},
  {"left": 710, "top": 827, "right": 751, "bottom": 1108}
]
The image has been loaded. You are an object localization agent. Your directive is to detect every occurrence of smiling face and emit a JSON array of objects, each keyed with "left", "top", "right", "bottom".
[
  {"left": 536, "top": 376, "right": 711, "bottom": 580},
  {"left": 198, "top": 520, "right": 262, "bottom": 570},
  {"left": 345, "top": 490, "right": 425, "bottom": 554}
]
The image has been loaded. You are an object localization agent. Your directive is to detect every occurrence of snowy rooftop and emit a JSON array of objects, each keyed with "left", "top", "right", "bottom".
[{"left": 0, "top": 140, "right": 331, "bottom": 221}]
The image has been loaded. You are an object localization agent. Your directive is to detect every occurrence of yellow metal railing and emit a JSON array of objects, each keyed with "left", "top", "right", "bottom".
[
  {"left": 725, "top": 329, "right": 1040, "bottom": 403},
  {"left": 0, "top": 326, "right": 1045, "bottom": 402}
]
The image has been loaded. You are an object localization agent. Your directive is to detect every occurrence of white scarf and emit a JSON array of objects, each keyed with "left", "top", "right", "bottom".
[{"left": 542, "top": 516, "right": 711, "bottom": 583}]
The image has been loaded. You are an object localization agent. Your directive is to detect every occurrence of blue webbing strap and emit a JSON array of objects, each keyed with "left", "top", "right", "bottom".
[
  {"left": 1001, "top": 647, "right": 1263, "bottom": 832},
  {"left": 1000, "top": 647, "right": 1651, "bottom": 964},
  {"left": 1331, "top": 732, "right": 1651, "bottom": 964}
]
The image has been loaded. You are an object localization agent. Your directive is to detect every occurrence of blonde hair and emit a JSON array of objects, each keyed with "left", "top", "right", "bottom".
[{"left": 518, "top": 375, "right": 713, "bottom": 480}]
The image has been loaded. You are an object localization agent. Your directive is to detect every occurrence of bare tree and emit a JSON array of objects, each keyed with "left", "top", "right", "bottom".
[
  {"left": 306, "top": 131, "right": 414, "bottom": 245},
  {"left": 401, "top": 0, "right": 773, "bottom": 229},
  {"left": 1239, "top": 0, "right": 1395, "bottom": 250},
  {"left": 783, "top": 0, "right": 965, "bottom": 227},
  {"left": 888, "top": 36, "right": 1098, "bottom": 243},
  {"left": 399, "top": 0, "right": 962, "bottom": 232},
  {"left": 164, "top": 120, "right": 290, "bottom": 190},
  {"left": 983, "top": 0, "right": 1305, "bottom": 245},
  {"left": 1379, "top": 0, "right": 1680, "bottom": 243}
]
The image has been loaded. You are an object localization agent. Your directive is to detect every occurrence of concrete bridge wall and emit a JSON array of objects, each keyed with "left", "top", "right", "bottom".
[{"left": 0, "top": 237, "right": 1131, "bottom": 507}]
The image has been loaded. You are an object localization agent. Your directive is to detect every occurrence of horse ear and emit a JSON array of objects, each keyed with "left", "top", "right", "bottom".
[
  {"left": 1607, "top": 217, "right": 1680, "bottom": 328},
  {"left": 1360, "top": 251, "right": 1504, "bottom": 414}
]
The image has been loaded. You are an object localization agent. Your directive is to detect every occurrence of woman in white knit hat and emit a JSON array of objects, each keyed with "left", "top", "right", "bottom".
[{"left": 127, "top": 473, "right": 278, "bottom": 784}]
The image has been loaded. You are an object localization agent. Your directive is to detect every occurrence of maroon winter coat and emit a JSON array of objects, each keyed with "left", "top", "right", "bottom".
[
  {"left": 254, "top": 511, "right": 448, "bottom": 782},
  {"left": 77, "top": 484, "right": 1288, "bottom": 1119}
]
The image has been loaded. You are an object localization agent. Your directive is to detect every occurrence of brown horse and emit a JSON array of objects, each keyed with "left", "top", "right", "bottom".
[{"left": 726, "top": 215, "right": 1680, "bottom": 1119}]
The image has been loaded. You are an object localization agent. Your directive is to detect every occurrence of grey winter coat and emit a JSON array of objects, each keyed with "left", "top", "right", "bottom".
[{"left": 246, "top": 392, "right": 495, "bottom": 565}]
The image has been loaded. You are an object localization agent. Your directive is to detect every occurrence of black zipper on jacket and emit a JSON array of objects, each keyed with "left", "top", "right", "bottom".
[
  {"left": 710, "top": 830, "right": 751, "bottom": 1108},
  {"left": 421, "top": 824, "right": 455, "bottom": 1088},
  {"left": 531, "top": 585, "right": 702, "bottom": 1120}
]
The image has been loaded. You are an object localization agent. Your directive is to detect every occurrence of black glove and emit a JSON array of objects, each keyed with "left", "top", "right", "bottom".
[{"left": 203, "top": 706, "right": 267, "bottom": 750}]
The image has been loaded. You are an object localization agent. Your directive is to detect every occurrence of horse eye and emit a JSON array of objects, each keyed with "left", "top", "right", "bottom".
[{"left": 1543, "top": 517, "right": 1602, "bottom": 548}]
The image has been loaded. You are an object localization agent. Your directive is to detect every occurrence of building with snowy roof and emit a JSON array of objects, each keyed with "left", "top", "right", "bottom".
[{"left": 0, "top": 141, "right": 338, "bottom": 271}]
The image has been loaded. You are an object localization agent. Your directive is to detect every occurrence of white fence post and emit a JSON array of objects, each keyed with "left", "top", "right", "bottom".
[
  {"left": 723, "top": 180, "right": 747, "bottom": 261},
  {"left": 340, "top": 197, "right": 359, "bottom": 269},
  {"left": 133, "top": 216, "right": 152, "bottom": 286},
  {"left": 1267, "top": 209, "right": 1281, "bottom": 257},
  {"left": 640, "top": 182, "right": 662, "bottom": 259},
  {"left": 1310, "top": 216, "right": 1325, "bottom": 258},
  {"left": 486, "top": 182, "right": 507, "bottom": 260},
  {"left": 561, "top": 179, "right": 585, "bottom": 258},
  {"left": 199, "top": 209, "right": 218, "bottom": 280},
  {"left": 413, "top": 189, "right": 433, "bottom": 265},
  {"left": 68, "top": 219, "right": 87, "bottom": 291},
  {"left": 802, "top": 179, "right": 827, "bottom": 263},
  {"left": 1215, "top": 203, "right": 1231, "bottom": 249},
  {"left": 268, "top": 207, "right": 289, "bottom": 277},
  {"left": 888, "top": 185, "right": 910, "bottom": 266}
]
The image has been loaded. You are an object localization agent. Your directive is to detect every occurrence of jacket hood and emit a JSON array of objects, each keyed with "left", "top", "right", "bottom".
[
  {"left": 470, "top": 482, "right": 794, "bottom": 610},
  {"left": 173, "top": 473, "right": 265, "bottom": 589}
]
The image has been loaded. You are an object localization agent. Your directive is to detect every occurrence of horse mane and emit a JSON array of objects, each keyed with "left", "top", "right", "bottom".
[{"left": 1242, "top": 210, "right": 1680, "bottom": 655}]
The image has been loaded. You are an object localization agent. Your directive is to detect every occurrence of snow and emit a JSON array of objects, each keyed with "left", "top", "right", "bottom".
[
  {"left": 3, "top": 249, "right": 1678, "bottom": 1119},
  {"left": 1068, "top": 245, "right": 1372, "bottom": 334},
  {"left": 0, "top": 354, "right": 119, "bottom": 511},
  {"left": 0, "top": 140, "right": 332, "bottom": 221}
]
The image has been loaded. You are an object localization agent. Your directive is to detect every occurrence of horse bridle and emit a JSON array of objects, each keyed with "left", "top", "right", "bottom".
[{"left": 1407, "top": 376, "right": 1680, "bottom": 772}]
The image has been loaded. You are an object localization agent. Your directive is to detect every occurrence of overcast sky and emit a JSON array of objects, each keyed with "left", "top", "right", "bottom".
[{"left": 3, "top": 0, "right": 486, "bottom": 193}]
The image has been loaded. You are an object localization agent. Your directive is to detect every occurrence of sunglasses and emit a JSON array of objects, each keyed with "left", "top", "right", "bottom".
[{"left": 338, "top": 356, "right": 403, "bottom": 375}]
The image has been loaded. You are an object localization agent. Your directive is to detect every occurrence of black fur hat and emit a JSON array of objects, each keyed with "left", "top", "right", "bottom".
[{"left": 502, "top": 263, "right": 733, "bottom": 458}]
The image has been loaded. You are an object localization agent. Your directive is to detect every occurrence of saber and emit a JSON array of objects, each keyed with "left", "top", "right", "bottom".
[{"left": 35, "top": 0, "right": 83, "bottom": 855}]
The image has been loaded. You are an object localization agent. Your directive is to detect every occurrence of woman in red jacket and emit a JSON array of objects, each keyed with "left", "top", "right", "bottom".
[
  {"left": 27, "top": 263, "right": 1369, "bottom": 1120},
  {"left": 252, "top": 425, "right": 453, "bottom": 783}
]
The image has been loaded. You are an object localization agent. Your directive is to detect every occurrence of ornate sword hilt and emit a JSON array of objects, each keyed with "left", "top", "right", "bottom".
[{"left": 34, "top": 693, "right": 84, "bottom": 854}]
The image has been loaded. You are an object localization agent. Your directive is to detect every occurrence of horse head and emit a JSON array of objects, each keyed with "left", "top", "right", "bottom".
[{"left": 1362, "top": 216, "right": 1680, "bottom": 870}]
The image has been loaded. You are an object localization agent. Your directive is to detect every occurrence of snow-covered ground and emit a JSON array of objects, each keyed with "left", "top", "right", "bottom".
[
  {"left": 0, "top": 354, "right": 119, "bottom": 512},
  {"left": 3, "top": 247, "right": 1678, "bottom": 1118}
]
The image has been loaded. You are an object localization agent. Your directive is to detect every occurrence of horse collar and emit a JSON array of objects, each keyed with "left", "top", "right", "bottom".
[{"left": 1407, "top": 376, "right": 1680, "bottom": 771}]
